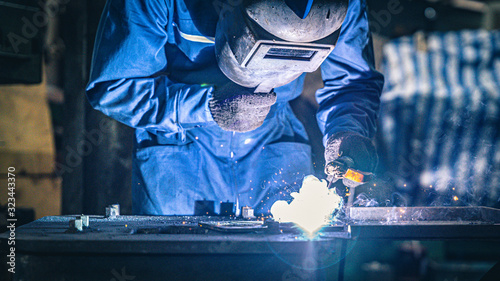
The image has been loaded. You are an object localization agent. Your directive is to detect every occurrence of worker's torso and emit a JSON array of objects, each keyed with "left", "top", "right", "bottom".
[
  {"left": 134, "top": 0, "right": 308, "bottom": 146},
  {"left": 162, "top": 0, "right": 304, "bottom": 102}
]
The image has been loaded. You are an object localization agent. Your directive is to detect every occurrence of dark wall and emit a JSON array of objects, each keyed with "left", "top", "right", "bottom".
[
  {"left": 0, "top": 1, "right": 43, "bottom": 84},
  {"left": 61, "top": 0, "right": 134, "bottom": 215}
]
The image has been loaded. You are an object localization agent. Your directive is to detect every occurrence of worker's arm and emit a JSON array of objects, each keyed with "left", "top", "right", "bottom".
[
  {"left": 86, "top": 0, "right": 214, "bottom": 133},
  {"left": 316, "top": 0, "right": 384, "bottom": 143},
  {"left": 317, "top": 0, "right": 384, "bottom": 177}
]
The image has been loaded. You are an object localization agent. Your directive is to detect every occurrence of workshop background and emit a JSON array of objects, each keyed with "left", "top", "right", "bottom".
[{"left": 1, "top": 0, "right": 500, "bottom": 280}]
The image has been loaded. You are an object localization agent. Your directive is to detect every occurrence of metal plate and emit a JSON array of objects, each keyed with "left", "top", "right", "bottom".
[
  {"left": 199, "top": 220, "right": 267, "bottom": 232},
  {"left": 349, "top": 206, "right": 500, "bottom": 223}
]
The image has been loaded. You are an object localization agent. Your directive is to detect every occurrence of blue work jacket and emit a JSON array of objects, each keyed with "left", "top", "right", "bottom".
[{"left": 86, "top": 0, "right": 383, "bottom": 215}]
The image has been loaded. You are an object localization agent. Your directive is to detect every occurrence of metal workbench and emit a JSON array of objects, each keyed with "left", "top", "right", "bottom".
[{"left": 1, "top": 206, "right": 499, "bottom": 281}]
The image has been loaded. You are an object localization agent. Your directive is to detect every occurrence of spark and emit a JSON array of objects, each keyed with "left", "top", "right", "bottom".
[
  {"left": 453, "top": 196, "right": 459, "bottom": 201},
  {"left": 270, "top": 175, "right": 343, "bottom": 237}
]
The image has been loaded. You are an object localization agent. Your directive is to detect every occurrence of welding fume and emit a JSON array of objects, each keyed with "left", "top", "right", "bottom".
[{"left": 85, "top": 0, "right": 383, "bottom": 223}]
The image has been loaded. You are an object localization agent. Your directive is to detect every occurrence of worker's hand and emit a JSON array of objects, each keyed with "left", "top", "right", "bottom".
[
  {"left": 209, "top": 82, "right": 276, "bottom": 132},
  {"left": 324, "top": 132, "right": 378, "bottom": 187}
]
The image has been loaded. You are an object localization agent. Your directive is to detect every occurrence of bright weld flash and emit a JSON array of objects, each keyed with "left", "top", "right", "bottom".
[{"left": 271, "top": 175, "right": 343, "bottom": 237}]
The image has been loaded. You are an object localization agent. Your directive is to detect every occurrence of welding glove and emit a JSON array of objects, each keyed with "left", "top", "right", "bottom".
[
  {"left": 324, "top": 132, "right": 378, "bottom": 187},
  {"left": 209, "top": 82, "right": 276, "bottom": 132}
]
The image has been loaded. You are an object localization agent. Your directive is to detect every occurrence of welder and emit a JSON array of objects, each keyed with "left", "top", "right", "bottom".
[{"left": 86, "top": 0, "right": 384, "bottom": 215}]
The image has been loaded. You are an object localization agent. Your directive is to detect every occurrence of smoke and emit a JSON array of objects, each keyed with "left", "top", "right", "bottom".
[{"left": 353, "top": 193, "right": 379, "bottom": 207}]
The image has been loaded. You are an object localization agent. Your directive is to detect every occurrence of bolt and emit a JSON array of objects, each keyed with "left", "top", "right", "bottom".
[
  {"left": 77, "top": 215, "right": 89, "bottom": 227},
  {"left": 241, "top": 206, "right": 255, "bottom": 219},
  {"left": 69, "top": 218, "right": 83, "bottom": 232},
  {"left": 106, "top": 204, "right": 120, "bottom": 218}
]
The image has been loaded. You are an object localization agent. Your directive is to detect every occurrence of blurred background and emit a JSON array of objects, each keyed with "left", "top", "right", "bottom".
[{"left": 1, "top": 0, "right": 500, "bottom": 280}]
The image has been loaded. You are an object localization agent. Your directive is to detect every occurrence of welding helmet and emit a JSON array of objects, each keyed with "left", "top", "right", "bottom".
[{"left": 215, "top": 0, "right": 349, "bottom": 93}]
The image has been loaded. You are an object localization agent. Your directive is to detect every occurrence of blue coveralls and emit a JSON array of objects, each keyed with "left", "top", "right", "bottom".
[{"left": 86, "top": 0, "right": 383, "bottom": 215}]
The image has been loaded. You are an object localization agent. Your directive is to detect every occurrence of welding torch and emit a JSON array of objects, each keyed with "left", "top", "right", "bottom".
[
  {"left": 325, "top": 156, "right": 374, "bottom": 185},
  {"left": 325, "top": 156, "right": 374, "bottom": 206}
]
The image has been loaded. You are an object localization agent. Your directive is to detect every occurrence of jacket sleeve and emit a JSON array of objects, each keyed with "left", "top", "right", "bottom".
[
  {"left": 86, "top": 0, "right": 215, "bottom": 133},
  {"left": 316, "top": 0, "right": 384, "bottom": 145}
]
